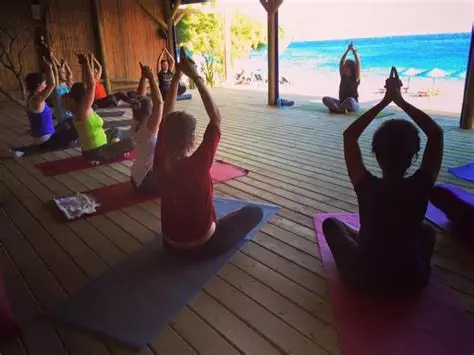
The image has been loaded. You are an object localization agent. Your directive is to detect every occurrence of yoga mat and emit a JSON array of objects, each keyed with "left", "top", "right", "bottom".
[
  {"left": 50, "top": 197, "right": 279, "bottom": 347},
  {"left": 314, "top": 213, "right": 474, "bottom": 355},
  {"left": 296, "top": 102, "right": 394, "bottom": 119},
  {"left": 36, "top": 150, "right": 138, "bottom": 176},
  {"left": 57, "top": 160, "right": 248, "bottom": 218},
  {"left": 425, "top": 203, "right": 451, "bottom": 229},
  {"left": 96, "top": 110, "right": 126, "bottom": 118},
  {"left": 449, "top": 162, "right": 474, "bottom": 182},
  {"left": 176, "top": 93, "right": 192, "bottom": 101}
]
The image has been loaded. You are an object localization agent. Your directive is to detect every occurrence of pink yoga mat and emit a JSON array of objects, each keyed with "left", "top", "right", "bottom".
[
  {"left": 57, "top": 161, "right": 248, "bottom": 219},
  {"left": 314, "top": 213, "right": 474, "bottom": 355},
  {"left": 37, "top": 150, "right": 138, "bottom": 176}
]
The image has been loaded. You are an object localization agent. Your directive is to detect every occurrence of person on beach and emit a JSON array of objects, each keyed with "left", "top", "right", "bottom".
[
  {"left": 323, "top": 67, "right": 444, "bottom": 295},
  {"left": 322, "top": 42, "right": 361, "bottom": 114},
  {"left": 155, "top": 47, "right": 263, "bottom": 258},
  {"left": 11, "top": 57, "right": 78, "bottom": 157},
  {"left": 62, "top": 53, "right": 134, "bottom": 164},
  {"left": 129, "top": 63, "right": 162, "bottom": 195}
]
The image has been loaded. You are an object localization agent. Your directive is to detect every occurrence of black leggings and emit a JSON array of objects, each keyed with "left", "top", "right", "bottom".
[
  {"left": 322, "top": 218, "right": 436, "bottom": 295},
  {"left": 82, "top": 137, "right": 135, "bottom": 163},
  {"left": 163, "top": 205, "right": 264, "bottom": 260},
  {"left": 12, "top": 119, "right": 78, "bottom": 156},
  {"left": 93, "top": 91, "right": 134, "bottom": 109}
]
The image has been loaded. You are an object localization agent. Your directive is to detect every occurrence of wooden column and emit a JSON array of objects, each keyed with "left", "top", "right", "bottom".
[
  {"left": 91, "top": 0, "right": 111, "bottom": 94},
  {"left": 460, "top": 25, "right": 474, "bottom": 129},
  {"left": 260, "top": 0, "right": 283, "bottom": 106}
]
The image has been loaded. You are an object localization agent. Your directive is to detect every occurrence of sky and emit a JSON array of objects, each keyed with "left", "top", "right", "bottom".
[{"left": 219, "top": 1, "right": 473, "bottom": 41}]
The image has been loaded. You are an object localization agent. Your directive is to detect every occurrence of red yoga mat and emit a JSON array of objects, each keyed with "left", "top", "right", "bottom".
[
  {"left": 314, "top": 213, "right": 474, "bottom": 355},
  {"left": 59, "top": 161, "right": 248, "bottom": 218},
  {"left": 37, "top": 150, "right": 138, "bottom": 176}
]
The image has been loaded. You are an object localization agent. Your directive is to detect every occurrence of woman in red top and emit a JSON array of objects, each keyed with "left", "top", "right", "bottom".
[{"left": 154, "top": 48, "right": 263, "bottom": 258}]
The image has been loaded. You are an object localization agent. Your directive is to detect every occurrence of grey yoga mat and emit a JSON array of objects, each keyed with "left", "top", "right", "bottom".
[{"left": 50, "top": 197, "right": 279, "bottom": 348}]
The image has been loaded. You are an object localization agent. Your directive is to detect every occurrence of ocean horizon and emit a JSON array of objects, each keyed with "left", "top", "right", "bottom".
[{"left": 249, "top": 32, "right": 471, "bottom": 79}]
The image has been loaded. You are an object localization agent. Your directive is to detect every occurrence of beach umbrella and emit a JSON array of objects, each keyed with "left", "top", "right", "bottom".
[
  {"left": 399, "top": 67, "right": 422, "bottom": 87},
  {"left": 419, "top": 68, "right": 449, "bottom": 91}
]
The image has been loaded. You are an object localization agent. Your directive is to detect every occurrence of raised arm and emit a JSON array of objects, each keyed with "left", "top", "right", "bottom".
[
  {"left": 64, "top": 60, "right": 74, "bottom": 88},
  {"left": 92, "top": 54, "right": 103, "bottom": 79},
  {"left": 49, "top": 50, "right": 60, "bottom": 88},
  {"left": 394, "top": 93, "right": 443, "bottom": 183},
  {"left": 76, "top": 53, "right": 96, "bottom": 120},
  {"left": 352, "top": 47, "right": 361, "bottom": 82},
  {"left": 344, "top": 97, "right": 390, "bottom": 186},
  {"left": 179, "top": 47, "right": 221, "bottom": 127},
  {"left": 141, "top": 63, "right": 164, "bottom": 134},
  {"left": 34, "top": 57, "right": 56, "bottom": 103},
  {"left": 166, "top": 48, "right": 175, "bottom": 72},
  {"left": 157, "top": 48, "right": 166, "bottom": 74},
  {"left": 339, "top": 43, "right": 351, "bottom": 75}
]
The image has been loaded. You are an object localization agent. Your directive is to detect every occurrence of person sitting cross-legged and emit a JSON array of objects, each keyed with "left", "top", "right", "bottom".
[
  {"left": 322, "top": 41, "right": 361, "bottom": 114},
  {"left": 154, "top": 47, "right": 263, "bottom": 259},
  {"left": 323, "top": 67, "right": 444, "bottom": 296}
]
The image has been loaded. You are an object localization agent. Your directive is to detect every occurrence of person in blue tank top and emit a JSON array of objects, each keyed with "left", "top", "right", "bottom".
[
  {"left": 11, "top": 56, "right": 78, "bottom": 157},
  {"left": 50, "top": 50, "right": 74, "bottom": 122}
]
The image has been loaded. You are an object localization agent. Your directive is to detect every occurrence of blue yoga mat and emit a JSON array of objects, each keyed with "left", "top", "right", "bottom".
[
  {"left": 449, "top": 163, "right": 474, "bottom": 182},
  {"left": 50, "top": 197, "right": 279, "bottom": 348},
  {"left": 176, "top": 93, "right": 192, "bottom": 101}
]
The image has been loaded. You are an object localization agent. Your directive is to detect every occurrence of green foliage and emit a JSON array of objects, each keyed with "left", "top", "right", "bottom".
[
  {"left": 230, "top": 9, "right": 265, "bottom": 62},
  {"left": 177, "top": 5, "right": 273, "bottom": 86}
]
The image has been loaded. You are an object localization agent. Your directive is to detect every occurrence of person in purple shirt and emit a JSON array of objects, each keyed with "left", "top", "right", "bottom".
[{"left": 11, "top": 57, "right": 77, "bottom": 157}]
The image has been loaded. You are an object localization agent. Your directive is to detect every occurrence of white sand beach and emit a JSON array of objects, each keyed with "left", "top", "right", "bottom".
[{"left": 226, "top": 70, "right": 466, "bottom": 115}]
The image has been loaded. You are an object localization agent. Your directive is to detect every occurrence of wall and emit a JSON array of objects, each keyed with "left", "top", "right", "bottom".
[
  {"left": 47, "top": 0, "right": 96, "bottom": 81},
  {"left": 100, "top": 0, "right": 167, "bottom": 83},
  {"left": 0, "top": 0, "right": 38, "bottom": 93}
]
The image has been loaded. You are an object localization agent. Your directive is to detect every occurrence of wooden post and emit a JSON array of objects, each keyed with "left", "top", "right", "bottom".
[
  {"left": 224, "top": 6, "right": 232, "bottom": 82},
  {"left": 91, "top": 0, "right": 111, "bottom": 94},
  {"left": 460, "top": 25, "right": 474, "bottom": 129},
  {"left": 260, "top": 0, "right": 283, "bottom": 106}
]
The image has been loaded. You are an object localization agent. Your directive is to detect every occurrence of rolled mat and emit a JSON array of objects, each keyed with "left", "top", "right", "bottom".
[
  {"left": 36, "top": 150, "right": 138, "bottom": 176},
  {"left": 176, "top": 93, "right": 192, "bottom": 101},
  {"left": 427, "top": 183, "right": 474, "bottom": 234},
  {"left": 56, "top": 160, "right": 248, "bottom": 218},
  {"left": 50, "top": 197, "right": 279, "bottom": 347},
  {"left": 449, "top": 162, "right": 474, "bottom": 182},
  {"left": 295, "top": 102, "right": 394, "bottom": 119},
  {"left": 313, "top": 213, "right": 474, "bottom": 355}
]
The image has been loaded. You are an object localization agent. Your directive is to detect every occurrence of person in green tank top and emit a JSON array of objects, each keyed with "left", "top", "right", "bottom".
[{"left": 62, "top": 53, "right": 134, "bottom": 164}]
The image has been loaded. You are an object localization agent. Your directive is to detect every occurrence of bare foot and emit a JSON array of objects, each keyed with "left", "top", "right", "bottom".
[{"left": 329, "top": 107, "right": 348, "bottom": 114}]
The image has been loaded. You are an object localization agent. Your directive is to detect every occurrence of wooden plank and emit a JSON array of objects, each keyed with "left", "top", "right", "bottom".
[
  {"left": 189, "top": 292, "right": 281, "bottom": 354},
  {"left": 204, "top": 277, "right": 328, "bottom": 355},
  {"left": 170, "top": 307, "right": 240, "bottom": 355}
]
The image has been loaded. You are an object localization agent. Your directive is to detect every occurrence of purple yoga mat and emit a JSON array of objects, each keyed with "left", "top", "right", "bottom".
[
  {"left": 314, "top": 213, "right": 474, "bottom": 355},
  {"left": 449, "top": 163, "right": 474, "bottom": 182},
  {"left": 425, "top": 203, "right": 451, "bottom": 229},
  {"left": 426, "top": 183, "right": 474, "bottom": 230}
]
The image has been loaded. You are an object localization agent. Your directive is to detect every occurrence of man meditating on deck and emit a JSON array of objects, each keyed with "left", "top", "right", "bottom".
[
  {"left": 155, "top": 48, "right": 263, "bottom": 258},
  {"left": 323, "top": 67, "right": 444, "bottom": 295},
  {"left": 322, "top": 42, "right": 361, "bottom": 114},
  {"left": 62, "top": 53, "right": 134, "bottom": 164},
  {"left": 157, "top": 47, "right": 186, "bottom": 99}
]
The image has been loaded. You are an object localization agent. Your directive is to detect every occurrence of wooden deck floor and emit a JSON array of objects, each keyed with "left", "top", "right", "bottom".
[{"left": 0, "top": 88, "right": 473, "bottom": 355}]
